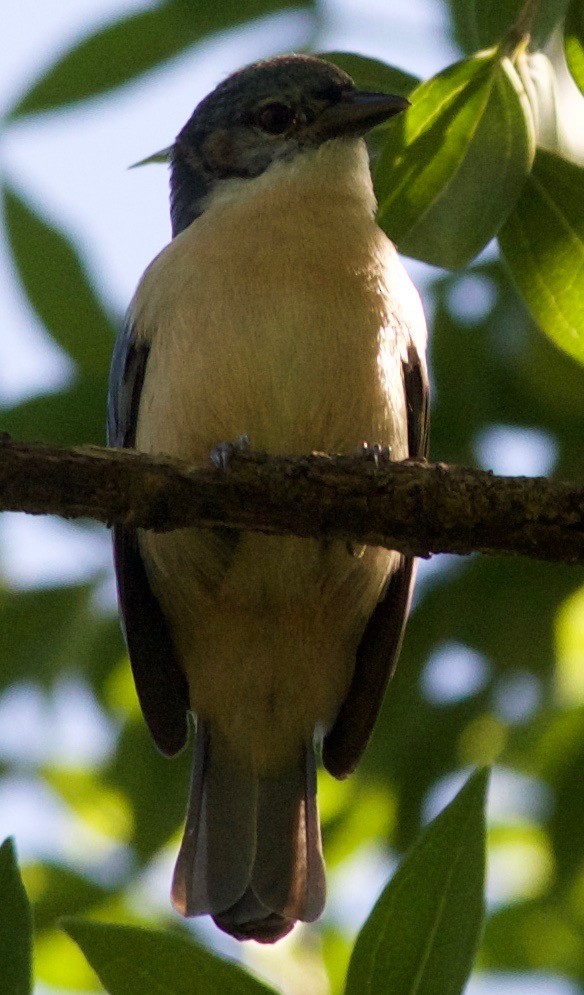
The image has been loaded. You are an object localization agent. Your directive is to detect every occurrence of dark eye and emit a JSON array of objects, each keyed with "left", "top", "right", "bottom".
[{"left": 256, "top": 102, "right": 296, "bottom": 135}]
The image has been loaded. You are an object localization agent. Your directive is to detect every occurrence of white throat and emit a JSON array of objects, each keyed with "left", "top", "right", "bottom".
[{"left": 201, "top": 136, "right": 378, "bottom": 221}]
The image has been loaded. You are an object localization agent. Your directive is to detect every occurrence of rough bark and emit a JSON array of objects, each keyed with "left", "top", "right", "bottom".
[{"left": 0, "top": 436, "right": 583, "bottom": 564}]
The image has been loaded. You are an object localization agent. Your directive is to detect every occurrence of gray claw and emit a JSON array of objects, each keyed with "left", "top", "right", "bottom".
[
  {"left": 211, "top": 434, "right": 251, "bottom": 470},
  {"left": 356, "top": 441, "right": 392, "bottom": 468}
]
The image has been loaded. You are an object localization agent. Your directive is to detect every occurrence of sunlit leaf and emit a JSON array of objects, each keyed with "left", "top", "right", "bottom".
[
  {"left": 488, "top": 823, "right": 554, "bottom": 904},
  {"left": 565, "top": 0, "right": 584, "bottom": 96},
  {"left": 104, "top": 656, "right": 143, "bottom": 722},
  {"left": 376, "top": 51, "right": 535, "bottom": 268},
  {"left": 8, "top": 0, "right": 316, "bottom": 117},
  {"left": 36, "top": 928, "right": 101, "bottom": 990},
  {"left": 0, "top": 839, "right": 32, "bottom": 995},
  {"left": 44, "top": 768, "right": 133, "bottom": 843},
  {"left": 555, "top": 584, "right": 584, "bottom": 706},
  {"left": 345, "top": 769, "right": 487, "bottom": 995},
  {"left": 324, "top": 784, "right": 395, "bottom": 868},
  {"left": 457, "top": 714, "right": 508, "bottom": 767},
  {"left": 63, "top": 919, "right": 278, "bottom": 994},
  {"left": 322, "top": 928, "right": 352, "bottom": 995},
  {"left": 3, "top": 185, "right": 114, "bottom": 377},
  {"left": 499, "top": 149, "right": 584, "bottom": 366}
]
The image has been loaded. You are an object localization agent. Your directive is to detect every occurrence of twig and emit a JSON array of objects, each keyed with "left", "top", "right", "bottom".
[{"left": 0, "top": 437, "right": 583, "bottom": 564}]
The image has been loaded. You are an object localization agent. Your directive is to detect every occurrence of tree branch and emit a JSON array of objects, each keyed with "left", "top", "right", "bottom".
[{"left": 0, "top": 436, "right": 583, "bottom": 564}]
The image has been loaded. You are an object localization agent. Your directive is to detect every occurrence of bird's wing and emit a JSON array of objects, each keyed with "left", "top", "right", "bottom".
[
  {"left": 108, "top": 320, "right": 190, "bottom": 757},
  {"left": 322, "top": 338, "right": 429, "bottom": 780}
]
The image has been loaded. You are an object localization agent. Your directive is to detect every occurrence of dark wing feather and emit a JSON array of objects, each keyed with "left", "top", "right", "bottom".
[
  {"left": 108, "top": 321, "right": 189, "bottom": 757},
  {"left": 322, "top": 341, "right": 429, "bottom": 779}
]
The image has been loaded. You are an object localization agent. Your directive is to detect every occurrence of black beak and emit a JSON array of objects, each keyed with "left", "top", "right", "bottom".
[{"left": 309, "top": 90, "right": 409, "bottom": 141}]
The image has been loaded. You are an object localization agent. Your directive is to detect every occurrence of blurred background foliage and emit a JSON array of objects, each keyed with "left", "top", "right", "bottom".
[{"left": 0, "top": 0, "right": 584, "bottom": 992}]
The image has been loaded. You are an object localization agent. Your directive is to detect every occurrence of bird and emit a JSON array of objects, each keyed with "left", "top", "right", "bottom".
[{"left": 108, "top": 53, "right": 428, "bottom": 944}]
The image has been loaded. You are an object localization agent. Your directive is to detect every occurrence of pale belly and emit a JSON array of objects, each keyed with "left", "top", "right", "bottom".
[{"left": 132, "top": 182, "right": 411, "bottom": 773}]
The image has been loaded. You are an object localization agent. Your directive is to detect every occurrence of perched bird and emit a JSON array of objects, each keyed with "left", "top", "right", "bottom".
[{"left": 108, "top": 53, "right": 428, "bottom": 943}]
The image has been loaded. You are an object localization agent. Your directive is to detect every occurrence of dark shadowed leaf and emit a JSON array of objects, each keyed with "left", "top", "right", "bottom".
[
  {"left": 499, "top": 149, "right": 584, "bottom": 365},
  {"left": 565, "top": 0, "right": 584, "bottom": 96},
  {"left": 375, "top": 52, "right": 534, "bottom": 268},
  {"left": 8, "top": 0, "right": 315, "bottom": 117},
  {"left": 482, "top": 896, "right": 584, "bottom": 975},
  {"left": 62, "top": 919, "right": 277, "bottom": 995},
  {"left": 0, "top": 839, "right": 32, "bottom": 995},
  {"left": 3, "top": 186, "right": 114, "bottom": 377},
  {"left": 23, "top": 863, "right": 112, "bottom": 932},
  {"left": 321, "top": 52, "right": 419, "bottom": 95},
  {"left": 345, "top": 769, "right": 487, "bottom": 995},
  {"left": 0, "top": 585, "right": 101, "bottom": 691},
  {"left": 505, "top": 705, "right": 584, "bottom": 884},
  {"left": 104, "top": 719, "right": 190, "bottom": 863},
  {"left": 448, "top": 0, "right": 570, "bottom": 53},
  {"left": 0, "top": 375, "right": 106, "bottom": 447}
]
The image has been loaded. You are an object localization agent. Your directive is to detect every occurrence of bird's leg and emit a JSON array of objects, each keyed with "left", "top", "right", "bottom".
[
  {"left": 346, "top": 442, "right": 393, "bottom": 557},
  {"left": 211, "top": 434, "right": 252, "bottom": 471}
]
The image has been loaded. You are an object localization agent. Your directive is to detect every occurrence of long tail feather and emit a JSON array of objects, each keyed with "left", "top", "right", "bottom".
[{"left": 171, "top": 721, "right": 326, "bottom": 942}]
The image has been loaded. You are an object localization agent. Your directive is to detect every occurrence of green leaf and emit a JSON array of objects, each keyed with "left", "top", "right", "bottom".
[
  {"left": 565, "top": 0, "right": 584, "bottom": 96},
  {"left": 448, "top": 0, "right": 570, "bottom": 53},
  {"left": 8, "top": 0, "right": 316, "bottom": 117},
  {"left": 482, "top": 897, "right": 583, "bottom": 974},
  {"left": 3, "top": 185, "right": 114, "bottom": 378},
  {"left": 375, "top": 52, "right": 535, "bottom": 269},
  {"left": 22, "top": 862, "right": 111, "bottom": 932},
  {"left": 321, "top": 53, "right": 419, "bottom": 96},
  {"left": 0, "top": 374, "right": 106, "bottom": 447},
  {"left": 44, "top": 767, "right": 133, "bottom": 844},
  {"left": 345, "top": 769, "right": 488, "bottom": 995},
  {"left": 0, "top": 585, "right": 103, "bottom": 691},
  {"left": 62, "top": 919, "right": 278, "bottom": 995},
  {"left": 104, "top": 719, "right": 190, "bottom": 863},
  {"left": 0, "top": 839, "right": 33, "bottom": 995},
  {"left": 499, "top": 149, "right": 584, "bottom": 366}
]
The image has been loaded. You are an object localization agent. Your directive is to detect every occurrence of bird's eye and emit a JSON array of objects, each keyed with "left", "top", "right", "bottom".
[{"left": 256, "top": 102, "right": 296, "bottom": 135}]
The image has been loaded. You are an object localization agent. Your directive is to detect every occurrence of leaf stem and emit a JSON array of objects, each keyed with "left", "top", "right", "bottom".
[{"left": 499, "top": 0, "right": 542, "bottom": 59}]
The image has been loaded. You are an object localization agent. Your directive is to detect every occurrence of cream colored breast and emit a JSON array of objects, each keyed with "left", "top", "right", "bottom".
[
  {"left": 130, "top": 139, "right": 427, "bottom": 765},
  {"left": 133, "top": 138, "right": 412, "bottom": 462}
]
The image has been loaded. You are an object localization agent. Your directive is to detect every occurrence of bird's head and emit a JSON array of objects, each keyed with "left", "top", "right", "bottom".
[{"left": 170, "top": 54, "right": 408, "bottom": 235}]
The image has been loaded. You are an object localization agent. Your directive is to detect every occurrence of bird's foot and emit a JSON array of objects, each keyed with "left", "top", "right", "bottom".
[
  {"left": 346, "top": 443, "right": 391, "bottom": 557},
  {"left": 211, "top": 434, "right": 251, "bottom": 471},
  {"left": 355, "top": 441, "right": 392, "bottom": 468}
]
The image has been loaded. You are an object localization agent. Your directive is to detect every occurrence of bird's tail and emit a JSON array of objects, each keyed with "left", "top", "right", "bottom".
[{"left": 171, "top": 719, "right": 326, "bottom": 943}]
